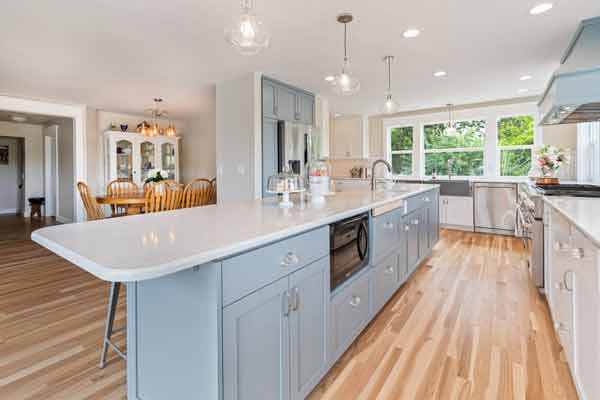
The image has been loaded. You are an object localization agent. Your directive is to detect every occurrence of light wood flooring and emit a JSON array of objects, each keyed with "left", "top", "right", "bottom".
[
  {"left": 0, "top": 230, "right": 577, "bottom": 399},
  {"left": 0, "top": 214, "right": 58, "bottom": 242}
]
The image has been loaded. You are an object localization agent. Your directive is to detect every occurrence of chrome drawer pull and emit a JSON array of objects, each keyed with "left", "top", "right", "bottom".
[
  {"left": 404, "top": 225, "right": 410, "bottom": 231},
  {"left": 291, "top": 287, "right": 300, "bottom": 311},
  {"left": 423, "top": 197, "right": 430, "bottom": 202},
  {"left": 280, "top": 252, "right": 299, "bottom": 267},
  {"left": 384, "top": 266, "right": 394, "bottom": 275},
  {"left": 384, "top": 222, "right": 394, "bottom": 229},
  {"left": 553, "top": 241, "right": 570, "bottom": 252},
  {"left": 282, "top": 290, "right": 291, "bottom": 316},
  {"left": 571, "top": 248, "right": 585, "bottom": 259},
  {"left": 412, "top": 219, "right": 419, "bottom": 225},
  {"left": 563, "top": 270, "right": 573, "bottom": 292},
  {"left": 349, "top": 295, "right": 361, "bottom": 307}
]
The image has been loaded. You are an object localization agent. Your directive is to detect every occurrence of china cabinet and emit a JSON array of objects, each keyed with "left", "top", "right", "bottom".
[{"left": 104, "top": 131, "right": 180, "bottom": 186}]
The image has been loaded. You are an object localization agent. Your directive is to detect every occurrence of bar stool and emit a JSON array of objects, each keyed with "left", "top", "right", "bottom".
[{"left": 99, "top": 282, "right": 127, "bottom": 368}]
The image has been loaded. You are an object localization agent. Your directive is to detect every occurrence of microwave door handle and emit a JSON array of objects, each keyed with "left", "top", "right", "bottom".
[{"left": 357, "top": 222, "right": 368, "bottom": 260}]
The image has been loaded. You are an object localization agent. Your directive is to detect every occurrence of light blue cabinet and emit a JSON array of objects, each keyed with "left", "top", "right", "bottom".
[
  {"left": 262, "top": 77, "right": 315, "bottom": 125},
  {"left": 372, "top": 251, "right": 399, "bottom": 313},
  {"left": 404, "top": 211, "right": 419, "bottom": 272},
  {"left": 262, "top": 117, "right": 278, "bottom": 196},
  {"left": 418, "top": 207, "right": 429, "bottom": 260},
  {"left": 223, "top": 277, "right": 290, "bottom": 400},
  {"left": 223, "top": 256, "right": 329, "bottom": 400},
  {"left": 289, "top": 258, "right": 329, "bottom": 400}
]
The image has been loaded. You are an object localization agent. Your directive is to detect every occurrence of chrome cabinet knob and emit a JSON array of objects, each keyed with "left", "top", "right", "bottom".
[
  {"left": 280, "top": 252, "right": 299, "bottom": 267},
  {"left": 554, "top": 241, "right": 570, "bottom": 252},
  {"left": 412, "top": 219, "right": 419, "bottom": 225},
  {"left": 571, "top": 248, "right": 585, "bottom": 259},
  {"left": 384, "top": 221, "right": 394, "bottom": 229},
  {"left": 404, "top": 225, "right": 410, "bottom": 231},
  {"left": 349, "top": 295, "right": 361, "bottom": 307},
  {"left": 555, "top": 322, "right": 568, "bottom": 332},
  {"left": 384, "top": 265, "right": 395, "bottom": 275}
]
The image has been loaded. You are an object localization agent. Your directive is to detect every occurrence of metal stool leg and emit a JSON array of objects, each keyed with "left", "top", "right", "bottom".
[{"left": 99, "top": 282, "right": 126, "bottom": 368}]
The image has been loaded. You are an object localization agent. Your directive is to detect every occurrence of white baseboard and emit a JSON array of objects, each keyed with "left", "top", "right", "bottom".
[
  {"left": 0, "top": 208, "right": 20, "bottom": 215},
  {"left": 55, "top": 215, "right": 72, "bottom": 224},
  {"left": 441, "top": 224, "right": 474, "bottom": 232}
]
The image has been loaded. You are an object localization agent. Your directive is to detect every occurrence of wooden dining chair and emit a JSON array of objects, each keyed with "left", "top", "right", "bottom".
[
  {"left": 106, "top": 179, "right": 140, "bottom": 216},
  {"left": 77, "top": 182, "right": 106, "bottom": 221},
  {"left": 182, "top": 178, "right": 215, "bottom": 208},
  {"left": 209, "top": 178, "right": 217, "bottom": 204},
  {"left": 144, "top": 181, "right": 183, "bottom": 213}
]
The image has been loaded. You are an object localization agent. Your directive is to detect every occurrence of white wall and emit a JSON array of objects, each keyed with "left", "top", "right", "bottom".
[
  {"left": 542, "top": 124, "right": 578, "bottom": 180},
  {"left": 56, "top": 119, "right": 74, "bottom": 222},
  {"left": 0, "top": 121, "right": 43, "bottom": 215},
  {"left": 216, "top": 72, "right": 261, "bottom": 203},
  {"left": 180, "top": 86, "right": 217, "bottom": 183},
  {"left": 0, "top": 137, "right": 24, "bottom": 213}
]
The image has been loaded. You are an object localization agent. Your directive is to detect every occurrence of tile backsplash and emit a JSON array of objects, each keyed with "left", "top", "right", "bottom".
[{"left": 329, "top": 159, "right": 370, "bottom": 177}]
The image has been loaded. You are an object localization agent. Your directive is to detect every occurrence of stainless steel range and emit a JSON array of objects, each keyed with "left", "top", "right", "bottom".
[{"left": 517, "top": 182, "right": 600, "bottom": 290}]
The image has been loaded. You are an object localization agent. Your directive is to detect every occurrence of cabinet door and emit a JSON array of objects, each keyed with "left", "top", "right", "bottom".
[
  {"left": 263, "top": 80, "right": 277, "bottom": 119},
  {"left": 571, "top": 233, "right": 600, "bottom": 399},
  {"left": 276, "top": 85, "right": 296, "bottom": 122},
  {"left": 404, "top": 213, "right": 419, "bottom": 273},
  {"left": 398, "top": 223, "right": 408, "bottom": 285},
  {"left": 262, "top": 118, "right": 279, "bottom": 196},
  {"left": 289, "top": 258, "right": 329, "bottom": 400},
  {"left": 330, "top": 117, "right": 362, "bottom": 158},
  {"left": 445, "top": 196, "right": 474, "bottom": 228},
  {"left": 418, "top": 207, "right": 429, "bottom": 259},
  {"left": 115, "top": 139, "right": 134, "bottom": 181},
  {"left": 297, "top": 93, "right": 314, "bottom": 125},
  {"left": 429, "top": 191, "right": 440, "bottom": 246},
  {"left": 223, "top": 277, "right": 290, "bottom": 400},
  {"left": 372, "top": 251, "right": 399, "bottom": 314}
]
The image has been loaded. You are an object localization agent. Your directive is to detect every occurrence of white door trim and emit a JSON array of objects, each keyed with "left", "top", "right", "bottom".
[{"left": 0, "top": 95, "right": 87, "bottom": 222}]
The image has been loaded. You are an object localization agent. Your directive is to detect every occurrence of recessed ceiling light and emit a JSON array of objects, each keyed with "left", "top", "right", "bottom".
[
  {"left": 11, "top": 115, "right": 27, "bottom": 123},
  {"left": 433, "top": 70, "right": 447, "bottom": 77},
  {"left": 324, "top": 76, "right": 335, "bottom": 82},
  {"left": 529, "top": 3, "right": 553, "bottom": 15},
  {"left": 520, "top": 75, "right": 532, "bottom": 81},
  {"left": 402, "top": 29, "right": 420, "bottom": 38},
  {"left": 518, "top": 88, "right": 529, "bottom": 94}
]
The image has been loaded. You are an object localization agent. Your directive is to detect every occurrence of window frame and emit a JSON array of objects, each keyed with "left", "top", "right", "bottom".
[
  {"left": 496, "top": 114, "right": 536, "bottom": 177},
  {"left": 387, "top": 125, "right": 415, "bottom": 177},
  {"left": 421, "top": 118, "right": 487, "bottom": 178}
]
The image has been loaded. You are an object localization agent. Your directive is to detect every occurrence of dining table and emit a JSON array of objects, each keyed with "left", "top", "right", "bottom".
[{"left": 96, "top": 191, "right": 146, "bottom": 216}]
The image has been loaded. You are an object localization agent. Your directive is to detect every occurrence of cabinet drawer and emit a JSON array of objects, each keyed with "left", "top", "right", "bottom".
[
  {"left": 223, "top": 226, "right": 329, "bottom": 306},
  {"left": 330, "top": 270, "right": 371, "bottom": 360},
  {"left": 372, "top": 208, "right": 400, "bottom": 263},
  {"left": 372, "top": 251, "right": 399, "bottom": 314}
]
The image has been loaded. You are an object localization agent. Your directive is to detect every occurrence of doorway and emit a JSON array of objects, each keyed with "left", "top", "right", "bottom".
[{"left": 0, "top": 136, "right": 25, "bottom": 215}]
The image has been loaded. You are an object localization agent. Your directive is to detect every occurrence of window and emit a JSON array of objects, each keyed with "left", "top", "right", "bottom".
[
  {"left": 423, "top": 120, "right": 486, "bottom": 176},
  {"left": 498, "top": 115, "right": 534, "bottom": 176},
  {"left": 390, "top": 126, "right": 413, "bottom": 175}
]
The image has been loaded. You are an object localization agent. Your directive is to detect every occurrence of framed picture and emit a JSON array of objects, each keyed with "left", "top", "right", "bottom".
[{"left": 0, "top": 145, "right": 8, "bottom": 165}]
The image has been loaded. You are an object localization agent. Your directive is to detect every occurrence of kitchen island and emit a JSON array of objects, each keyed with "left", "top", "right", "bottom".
[{"left": 32, "top": 183, "right": 440, "bottom": 400}]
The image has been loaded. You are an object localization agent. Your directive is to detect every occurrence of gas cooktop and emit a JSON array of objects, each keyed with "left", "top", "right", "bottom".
[{"left": 533, "top": 184, "right": 600, "bottom": 197}]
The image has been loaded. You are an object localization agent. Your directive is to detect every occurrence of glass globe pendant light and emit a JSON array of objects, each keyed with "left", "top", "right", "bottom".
[
  {"left": 446, "top": 103, "right": 458, "bottom": 136},
  {"left": 382, "top": 55, "right": 399, "bottom": 114},
  {"left": 225, "top": 0, "right": 270, "bottom": 56},
  {"left": 331, "top": 13, "right": 360, "bottom": 96}
]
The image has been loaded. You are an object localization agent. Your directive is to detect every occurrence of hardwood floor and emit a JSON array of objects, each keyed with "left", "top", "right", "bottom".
[
  {"left": 0, "top": 239, "right": 127, "bottom": 399},
  {"left": 0, "top": 214, "right": 58, "bottom": 242},
  {"left": 0, "top": 229, "right": 576, "bottom": 399},
  {"left": 308, "top": 230, "right": 578, "bottom": 400}
]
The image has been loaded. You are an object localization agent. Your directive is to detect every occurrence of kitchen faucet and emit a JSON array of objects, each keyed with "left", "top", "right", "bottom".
[
  {"left": 371, "top": 159, "right": 392, "bottom": 190},
  {"left": 447, "top": 158, "right": 455, "bottom": 180}
]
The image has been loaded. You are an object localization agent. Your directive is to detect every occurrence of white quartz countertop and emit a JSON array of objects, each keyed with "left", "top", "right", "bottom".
[
  {"left": 543, "top": 196, "right": 600, "bottom": 247},
  {"left": 31, "top": 183, "right": 438, "bottom": 282}
]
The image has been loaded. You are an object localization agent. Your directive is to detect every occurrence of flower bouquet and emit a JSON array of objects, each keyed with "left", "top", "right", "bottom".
[
  {"left": 145, "top": 169, "right": 169, "bottom": 184},
  {"left": 533, "top": 145, "right": 569, "bottom": 184}
]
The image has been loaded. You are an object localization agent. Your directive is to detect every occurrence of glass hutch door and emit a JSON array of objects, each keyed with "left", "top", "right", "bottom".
[
  {"left": 116, "top": 140, "right": 133, "bottom": 180},
  {"left": 161, "top": 142, "right": 176, "bottom": 179},
  {"left": 140, "top": 141, "right": 155, "bottom": 182}
]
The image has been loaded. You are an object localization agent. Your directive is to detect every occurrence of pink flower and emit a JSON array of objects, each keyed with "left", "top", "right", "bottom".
[{"left": 539, "top": 159, "right": 546, "bottom": 165}]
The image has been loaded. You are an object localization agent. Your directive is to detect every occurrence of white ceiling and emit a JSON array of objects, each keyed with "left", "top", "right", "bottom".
[{"left": 1, "top": 0, "right": 599, "bottom": 118}]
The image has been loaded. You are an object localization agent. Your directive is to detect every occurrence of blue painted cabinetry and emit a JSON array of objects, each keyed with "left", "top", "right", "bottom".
[{"left": 262, "top": 77, "right": 315, "bottom": 125}]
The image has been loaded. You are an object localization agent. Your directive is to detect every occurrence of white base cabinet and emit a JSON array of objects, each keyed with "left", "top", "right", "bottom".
[
  {"left": 439, "top": 195, "right": 474, "bottom": 230},
  {"left": 547, "top": 208, "right": 600, "bottom": 400}
]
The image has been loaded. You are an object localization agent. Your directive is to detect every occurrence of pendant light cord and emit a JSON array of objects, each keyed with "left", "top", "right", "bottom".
[
  {"left": 387, "top": 57, "right": 392, "bottom": 93},
  {"left": 343, "top": 23, "right": 348, "bottom": 62}
]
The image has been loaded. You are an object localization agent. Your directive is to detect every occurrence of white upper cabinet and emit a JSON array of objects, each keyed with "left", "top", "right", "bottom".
[
  {"left": 368, "top": 117, "right": 385, "bottom": 159},
  {"left": 104, "top": 131, "right": 180, "bottom": 186},
  {"left": 330, "top": 115, "right": 365, "bottom": 159}
]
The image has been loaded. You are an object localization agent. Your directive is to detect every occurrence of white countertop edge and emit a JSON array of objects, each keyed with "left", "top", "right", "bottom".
[
  {"left": 542, "top": 196, "right": 600, "bottom": 248},
  {"left": 32, "top": 185, "right": 438, "bottom": 282}
]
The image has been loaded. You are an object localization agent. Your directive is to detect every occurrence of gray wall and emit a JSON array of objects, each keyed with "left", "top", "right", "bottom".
[{"left": 0, "top": 137, "right": 24, "bottom": 213}]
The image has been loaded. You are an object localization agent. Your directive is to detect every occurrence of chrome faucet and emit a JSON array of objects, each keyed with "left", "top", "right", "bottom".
[
  {"left": 447, "top": 158, "right": 455, "bottom": 180},
  {"left": 371, "top": 159, "right": 392, "bottom": 190}
]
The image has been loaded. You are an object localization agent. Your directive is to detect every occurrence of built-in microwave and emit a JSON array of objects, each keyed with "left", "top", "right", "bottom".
[{"left": 330, "top": 213, "right": 369, "bottom": 291}]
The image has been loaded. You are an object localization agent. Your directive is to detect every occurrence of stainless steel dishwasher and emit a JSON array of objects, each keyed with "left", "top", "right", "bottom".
[{"left": 473, "top": 182, "right": 517, "bottom": 235}]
